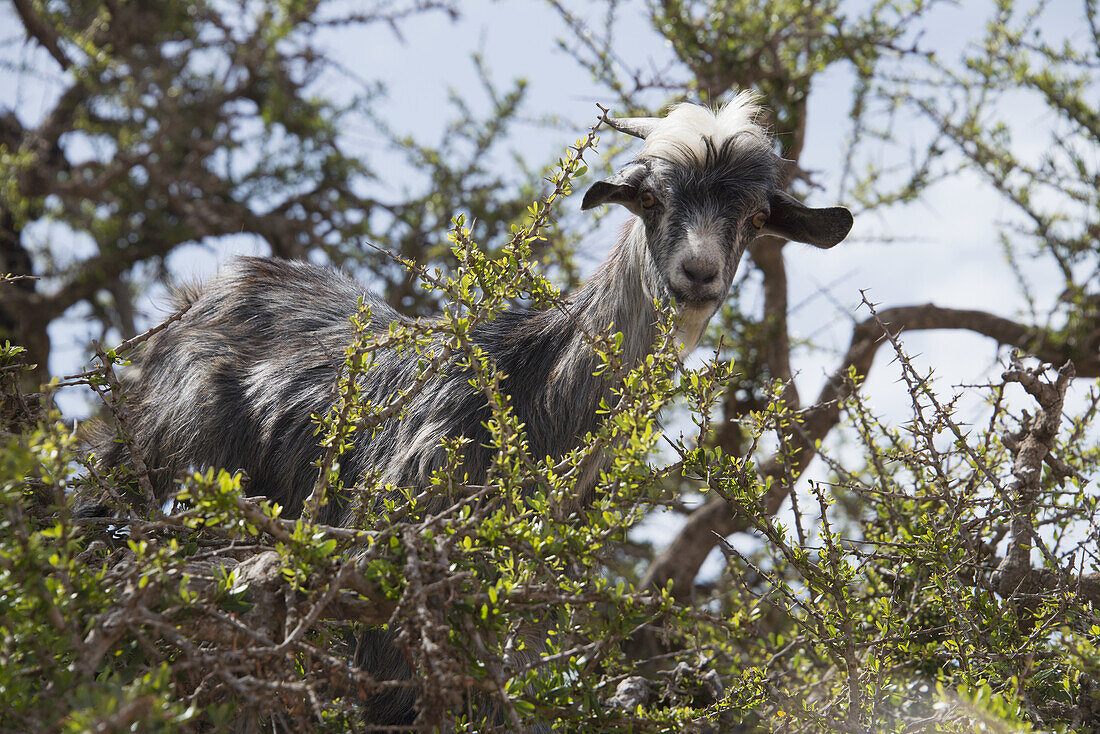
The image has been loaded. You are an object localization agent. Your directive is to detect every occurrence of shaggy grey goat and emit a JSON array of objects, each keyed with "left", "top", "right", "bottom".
[{"left": 96, "top": 93, "right": 852, "bottom": 725}]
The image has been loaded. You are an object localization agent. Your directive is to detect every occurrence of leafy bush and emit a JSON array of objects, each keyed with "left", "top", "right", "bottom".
[{"left": 4, "top": 150, "right": 1100, "bottom": 731}]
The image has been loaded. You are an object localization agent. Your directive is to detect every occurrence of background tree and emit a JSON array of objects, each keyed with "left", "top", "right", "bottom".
[{"left": 0, "top": 0, "right": 560, "bottom": 388}]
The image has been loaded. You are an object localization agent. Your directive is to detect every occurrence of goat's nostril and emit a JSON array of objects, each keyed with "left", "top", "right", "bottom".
[{"left": 680, "top": 257, "right": 719, "bottom": 285}]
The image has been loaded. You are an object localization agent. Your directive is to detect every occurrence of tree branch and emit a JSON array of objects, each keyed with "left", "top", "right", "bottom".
[
  {"left": 12, "top": 0, "right": 73, "bottom": 70},
  {"left": 994, "top": 357, "right": 1075, "bottom": 598},
  {"left": 642, "top": 303, "right": 1100, "bottom": 600}
]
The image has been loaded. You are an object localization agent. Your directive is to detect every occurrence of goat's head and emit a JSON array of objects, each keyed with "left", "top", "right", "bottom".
[{"left": 582, "top": 93, "right": 852, "bottom": 349}]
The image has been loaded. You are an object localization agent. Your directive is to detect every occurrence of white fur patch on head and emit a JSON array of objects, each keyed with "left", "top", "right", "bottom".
[{"left": 640, "top": 91, "right": 769, "bottom": 165}]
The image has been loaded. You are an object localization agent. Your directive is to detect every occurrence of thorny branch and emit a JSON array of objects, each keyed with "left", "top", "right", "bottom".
[
  {"left": 644, "top": 298, "right": 1100, "bottom": 601},
  {"left": 992, "top": 356, "right": 1100, "bottom": 602}
]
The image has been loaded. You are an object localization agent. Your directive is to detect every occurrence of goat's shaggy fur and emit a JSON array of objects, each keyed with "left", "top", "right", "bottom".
[
  {"left": 102, "top": 248, "right": 661, "bottom": 525},
  {"left": 95, "top": 98, "right": 853, "bottom": 725}
]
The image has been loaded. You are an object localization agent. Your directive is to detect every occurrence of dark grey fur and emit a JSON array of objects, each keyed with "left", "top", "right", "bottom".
[{"left": 96, "top": 111, "right": 852, "bottom": 726}]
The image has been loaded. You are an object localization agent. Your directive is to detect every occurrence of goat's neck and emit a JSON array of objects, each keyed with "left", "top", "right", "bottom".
[
  {"left": 579, "top": 218, "right": 658, "bottom": 364},
  {"left": 544, "top": 219, "right": 659, "bottom": 404}
]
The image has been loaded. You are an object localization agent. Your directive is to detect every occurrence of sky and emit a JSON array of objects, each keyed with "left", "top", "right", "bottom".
[{"left": 2, "top": 0, "right": 1094, "bottom": 570}]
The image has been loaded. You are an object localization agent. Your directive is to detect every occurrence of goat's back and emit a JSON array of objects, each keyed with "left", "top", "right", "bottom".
[{"left": 97, "top": 257, "right": 401, "bottom": 520}]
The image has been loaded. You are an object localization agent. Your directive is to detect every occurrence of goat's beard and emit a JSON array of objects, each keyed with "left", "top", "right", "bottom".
[{"left": 674, "top": 302, "right": 719, "bottom": 355}]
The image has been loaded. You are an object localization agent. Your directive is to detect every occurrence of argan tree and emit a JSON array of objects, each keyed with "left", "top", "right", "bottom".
[{"left": 3, "top": 0, "right": 1100, "bottom": 731}]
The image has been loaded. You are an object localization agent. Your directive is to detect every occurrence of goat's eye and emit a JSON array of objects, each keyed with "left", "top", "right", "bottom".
[
  {"left": 751, "top": 211, "right": 768, "bottom": 229},
  {"left": 639, "top": 192, "right": 657, "bottom": 209}
]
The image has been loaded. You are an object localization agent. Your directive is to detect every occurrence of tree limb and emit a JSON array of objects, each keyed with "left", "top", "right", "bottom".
[
  {"left": 994, "top": 357, "right": 1075, "bottom": 598},
  {"left": 12, "top": 0, "right": 73, "bottom": 70},
  {"left": 642, "top": 303, "right": 1100, "bottom": 600}
]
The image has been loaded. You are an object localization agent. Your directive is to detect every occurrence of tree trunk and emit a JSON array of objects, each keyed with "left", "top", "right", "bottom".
[{"left": 0, "top": 209, "right": 51, "bottom": 388}]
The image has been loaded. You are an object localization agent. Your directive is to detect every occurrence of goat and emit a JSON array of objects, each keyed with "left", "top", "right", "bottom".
[{"left": 95, "top": 93, "right": 852, "bottom": 725}]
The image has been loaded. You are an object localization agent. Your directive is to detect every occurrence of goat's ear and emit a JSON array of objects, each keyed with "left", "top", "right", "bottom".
[
  {"left": 581, "top": 163, "right": 647, "bottom": 211},
  {"left": 581, "top": 181, "right": 638, "bottom": 211},
  {"left": 762, "top": 190, "right": 853, "bottom": 249}
]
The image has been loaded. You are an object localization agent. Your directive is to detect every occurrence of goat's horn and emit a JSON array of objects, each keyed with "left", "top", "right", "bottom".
[
  {"left": 606, "top": 116, "right": 660, "bottom": 140},
  {"left": 778, "top": 157, "right": 800, "bottom": 186}
]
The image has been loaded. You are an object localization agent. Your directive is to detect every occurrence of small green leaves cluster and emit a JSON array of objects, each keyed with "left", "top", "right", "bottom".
[{"left": 680, "top": 348, "right": 1100, "bottom": 733}]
